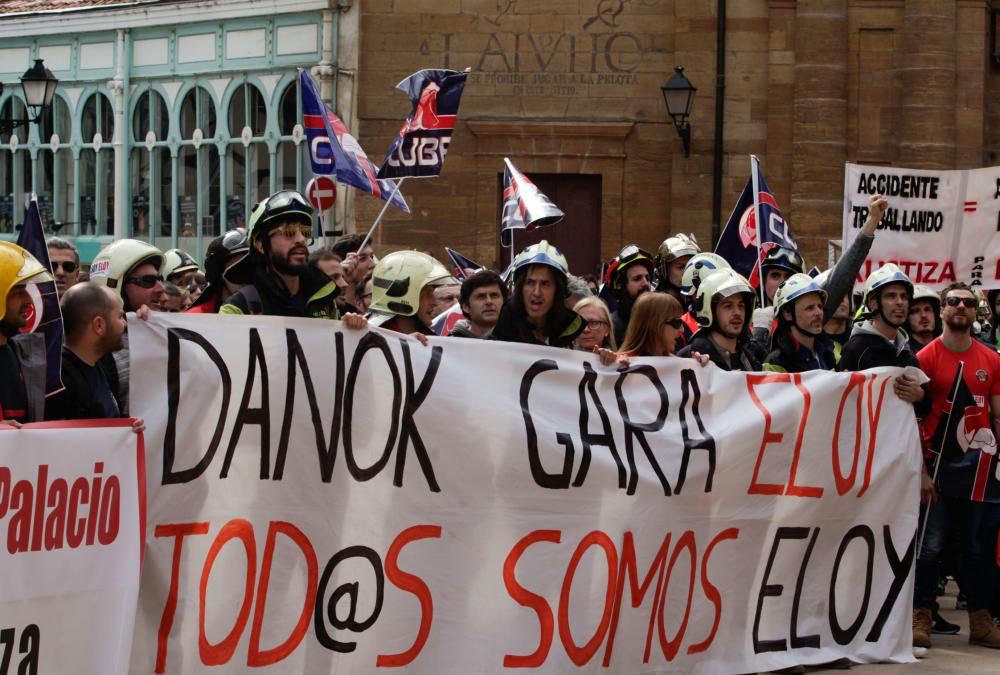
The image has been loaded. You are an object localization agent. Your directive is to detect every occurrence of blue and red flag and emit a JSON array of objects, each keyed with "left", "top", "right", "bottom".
[
  {"left": 926, "top": 361, "right": 1000, "bottom": 503},
  {"left": 378, "top": 68, "right": 468, "bottom": 180},
  {"left": 445, "top": 247, "right": 484, "bottom": 281},
  {"left": 299, "top": 69, "right": 409, "bottom": 213},
  {"left": 499, "top": 157, "right": 563, "bottom": 247},
  {"left": 16, "top": 197, "right": 64, "bottom": 396},
  {"left": 715, "top": 155, "right": 798, "bottom": 287}
]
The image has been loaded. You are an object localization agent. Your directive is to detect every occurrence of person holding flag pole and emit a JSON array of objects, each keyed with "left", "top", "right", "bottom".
[
  {"left": 298, "top": 67, "right": 412, "bottom": 252},
  {"left": 351, "top": 68, "right": 470, "bottom": 254},
  {"left": 913, "top": 282, "right": 1000, "bottom": 650}
]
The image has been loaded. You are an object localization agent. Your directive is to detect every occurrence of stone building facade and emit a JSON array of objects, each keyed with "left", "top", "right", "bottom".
[
  {"left": 2, "top": 1, "right": 996, "bottom": 274},
  {"left": 357, "top": 0, "right": 999, "bottom": 275}
]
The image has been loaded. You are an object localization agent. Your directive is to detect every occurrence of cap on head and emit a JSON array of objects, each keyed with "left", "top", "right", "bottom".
[
  {"left": 89, "top": 239, "right": 164, "bottom": 301},
  {"left": 163, "top": 248, "right": 201, "bottom": 280},
  {"left": 656, "top": 233, "right": 700, "bottom": 278},
  {"left": 0, "top": 241, "right": 53, "bottom": 322},
  {"left": 246, "top": 191, "right": 315, "bottom": 246},
  {"left": 512, "top": 240, "right": 569, "bottom": 283},
  {"left": 862, "top": 263, "right": 913, "bottom": 310},
  {"left": 762, "top": 246, "right": 804, "bottom": 275},
  {"left": 679, "top": 252, "right": 731, "bottom": 297},
  {"left": 607, "top": 244, "right": 655, "bottom": 290},
  {"left": 693, "top": 268, "right": 753, "bottom": 327},
  {"left": 773, "top": 272, "right": 827, "bottom": 315},
  {"left": 370, "top": 250, "right": 456, "bottom": 317}
]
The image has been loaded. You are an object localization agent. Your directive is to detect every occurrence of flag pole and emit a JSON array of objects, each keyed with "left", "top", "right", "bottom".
[
  {"left": 356, "top": 177, "right": 405, "bottom": 253},
  {"left": 750, "top": 154, "right": 766, "bottom": 306},
  {"left": 916, "top": 361, "right": 963, "bottom": 557}
]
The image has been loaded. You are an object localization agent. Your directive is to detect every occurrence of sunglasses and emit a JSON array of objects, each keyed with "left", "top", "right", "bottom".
[
  {"left": 583, "top": 319, "right": 609, "bottom": 330},
  {"left": 664, "top": 318, "right": 683, "bottom": 329},
  {"left": 945, "top": 296, "right": 977, "bottom": 309},
  {"left": 126, "top": 274, "right": 164, "bottom": 289},
  {"left": 268, "top": 223, "right": 313, "bottom": 240},
  {"left": 52, "top": 260, "right": 78, "bottom": 273}
]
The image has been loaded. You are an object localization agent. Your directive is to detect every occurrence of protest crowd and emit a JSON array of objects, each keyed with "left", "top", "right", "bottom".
[
  {"left": 1, "top": 59, "right": 999, "bottom": 672},
  {"left": 2, "top": 178, "right": 1000, "bottom": 672}
]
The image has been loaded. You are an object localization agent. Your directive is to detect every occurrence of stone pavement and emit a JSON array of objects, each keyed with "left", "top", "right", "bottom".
[{"left": 773, "top": 585, "right": 1000, "bottom": 674}]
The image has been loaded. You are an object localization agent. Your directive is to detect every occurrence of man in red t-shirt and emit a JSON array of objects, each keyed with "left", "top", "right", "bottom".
[{"left": 913, "top": 282, "right": 1000, "bottom": 650}]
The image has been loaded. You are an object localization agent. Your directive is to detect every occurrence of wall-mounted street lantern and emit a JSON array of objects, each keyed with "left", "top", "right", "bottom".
[
  {"left": 661, "top": 65, "right": 696, "bottom": 157},
  {"left": 0, "top": 59, "right": 59, "bottom": 135}
]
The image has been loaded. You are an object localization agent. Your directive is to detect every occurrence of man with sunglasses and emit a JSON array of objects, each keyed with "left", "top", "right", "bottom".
[
  {"left": 46, "top": 237, "right": 81, "bottom": 297},
  {"left": 912, "top": 282, "right": 1000, "bottom": 650},
  {"left": 89, "top": 238, "right": 167, "bottom": 416},
  {"left": 221, "top": 191, "right": 340, "bottom": 319}
]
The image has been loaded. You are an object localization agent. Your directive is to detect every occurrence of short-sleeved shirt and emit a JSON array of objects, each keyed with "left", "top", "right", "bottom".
[
  {"left": 45, "top": 347, "right": 121, "bottom": 421},
  {"left": 918, "top": 338, "right": 1000, "bottom": 502},
  {"left": 0, "top": 342, "right": 28, "bottom": 423}
]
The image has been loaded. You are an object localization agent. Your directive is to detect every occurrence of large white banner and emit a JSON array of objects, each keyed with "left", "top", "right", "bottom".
[
  {"left": 130, "top": 314, "right": 920, "bottom": 674},
  {"left": 0, "top": 421, "right": 144, "bottom": 675},
  {"left": 842, "top": 162, "right": 1000, "bottom": 289}
]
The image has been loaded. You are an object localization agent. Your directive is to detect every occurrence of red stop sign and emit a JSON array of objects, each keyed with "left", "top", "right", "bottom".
[{"left": 306, "top": 176, "right": 337, "bottom": 210}]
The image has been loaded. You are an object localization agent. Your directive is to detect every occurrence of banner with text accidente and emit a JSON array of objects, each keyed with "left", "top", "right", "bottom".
[
  {"left": 129, "top": 314, "right": 920, "bottom": 674},
  {"left": 0, "top": 421, "right": 144, "bottom": 675},
  {"left": 842, "top": 162, "right": 1000, "bottom": 289}
]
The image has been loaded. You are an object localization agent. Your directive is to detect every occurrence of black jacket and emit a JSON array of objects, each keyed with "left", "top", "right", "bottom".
[
  {"left": 491, "top": 303, "right": 584, "bottom": 348},
  {"left": 220, "top": 265, "right": 339, "bottom": 318},
  {"left": 677, "top": 330, "right": 761, "bottom": 371},
  {"left": 838, "top": 320, "right": 930, "bottom": 418},
  {"left": 763, "top": 328, "right": 837, "bottom": 373}
]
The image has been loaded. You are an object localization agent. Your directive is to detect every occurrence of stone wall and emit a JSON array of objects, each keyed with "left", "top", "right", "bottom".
[{"left": 356, "top": 0, "right": 996, "bottom": 273}]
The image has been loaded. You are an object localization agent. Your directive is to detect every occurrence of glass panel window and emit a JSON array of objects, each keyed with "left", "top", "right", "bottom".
[
  {"left": 81, "top": 92, "right": 114, "bottom": 142},
  {"left": 278, "top": 80, "right": 298, "bottom": 135},
  {"left": 179, "top": 86, "right": 216, "bottom": 138},
  {"left": 228, "top": 83, "right": 267, "bottom": 137},
  {"left": 0, "top": 97, "right": 30, "bottom": 232},
  {"left": 37, "top": 97, "right": 73, "bottom": 229},
  {"left": 132, "top": 89, "right": 169, "bottom": 143}
]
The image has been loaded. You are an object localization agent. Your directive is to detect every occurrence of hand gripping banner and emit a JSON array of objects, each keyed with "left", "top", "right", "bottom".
[{"left": 129, "top": 314, "right": 920, "bottom": 674}]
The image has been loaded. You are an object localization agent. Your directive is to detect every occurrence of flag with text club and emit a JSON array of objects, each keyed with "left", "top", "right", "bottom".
[
  {"left": 715, "top": 156, "right": 798, "bottom": 286},
  {"left": 499, "top": 157, "right": 564, "bottom": 247},
  {"left": 299, "top": 69, "right": 409, "bottom": 213},
  {"left": 377, "top": 68, "right": 468, "bottom": 180},
  {"left": 927, "top": 361, "right": 1000, "bottom": 503},
  {"left": 445, "top": 247, "right": 484, "bottom": 281},
  {"left": 16, "top": 198, "right": 64, "bottom": 396}
]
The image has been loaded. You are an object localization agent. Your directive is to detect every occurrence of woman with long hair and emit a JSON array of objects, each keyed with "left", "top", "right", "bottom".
[
  {"left": 573, "top": 297, "right": 616, "bottom": 352},
  {"left": 617, "top": 292, "right": 684, "bottom": 357}
]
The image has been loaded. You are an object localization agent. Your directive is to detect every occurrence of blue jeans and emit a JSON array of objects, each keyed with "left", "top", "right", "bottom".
[{"left": 914, "top": 496, "right": 1000, "bottom": 612}]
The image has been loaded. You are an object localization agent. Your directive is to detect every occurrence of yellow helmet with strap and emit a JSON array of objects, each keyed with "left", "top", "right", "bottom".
[{"left": 0, "top": 241, "right": 53, "bottom": 322}]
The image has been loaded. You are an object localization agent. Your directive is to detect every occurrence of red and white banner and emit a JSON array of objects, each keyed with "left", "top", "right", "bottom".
[
  {"left": 842, "top": 162, "right": 1000, "bottom": 289},
  {"left": 0, "top": 421, "right": 144, "bottom": 675},
  {"left": 130, "top": 314, "right": 920, "bottom": 674}
]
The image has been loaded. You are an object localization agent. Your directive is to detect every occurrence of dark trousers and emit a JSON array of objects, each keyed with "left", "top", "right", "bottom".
[{"left": 914, "top": 495, "right": 1000, "bottom": 612}]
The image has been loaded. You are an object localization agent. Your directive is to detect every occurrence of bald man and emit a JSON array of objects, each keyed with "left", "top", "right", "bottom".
[{"left": 45, "top": 284, "right": 141, "bottom": 432}]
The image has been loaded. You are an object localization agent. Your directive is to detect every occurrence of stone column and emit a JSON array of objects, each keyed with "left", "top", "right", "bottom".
[
  {"left": 790, "top": 0, "right": 848, "bottom": 264},
  {"left": 898, "top": 0, "right": 956, "bottom": 169}
]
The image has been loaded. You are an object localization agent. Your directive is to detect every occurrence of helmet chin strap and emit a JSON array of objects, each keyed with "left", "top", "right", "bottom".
[
  {"left": 793, "top": 319, "right": 822, "bottom": 338},
  {"left": 875, "top": 297, "right": 906, "bottom": 329}
]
